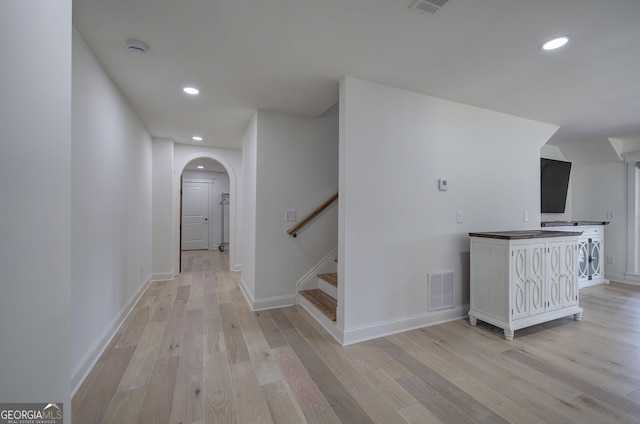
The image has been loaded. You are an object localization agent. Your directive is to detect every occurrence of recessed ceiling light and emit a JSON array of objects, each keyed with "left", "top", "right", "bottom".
[
  {"left": 541, "top": 36, "right": 569, "bottom": 51},
  {"left": 183, "top": 87, "right": 200, "bottom": 95},
  {"left": 197, "top": 165, "right": 204, "bottom": 169},
  {"left": 192, "top": 136, "right": 203, "bottom": 141}
]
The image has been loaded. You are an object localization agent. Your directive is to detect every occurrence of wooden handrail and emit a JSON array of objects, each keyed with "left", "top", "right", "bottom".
[{"left": 287, "top": 192, "right": 338, "bottom": 238}]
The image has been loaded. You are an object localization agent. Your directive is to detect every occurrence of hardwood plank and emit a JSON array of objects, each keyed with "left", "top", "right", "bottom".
[
  {"left": 302, "top": 404, "right": 341, "bottom": 424},
  {"left": 229, "top": 361, "right": 274, "bottom": 424},
  {"left": 376, "top": 337, "right": 513, "bottom": 424},
  {"left": 242, "top": 329, "right": 284, "bottom": 386},
  {"left": 187, "top": 272, "right": 204, "bottom": 311},
  {"left": 219, "top": 302, "right": 251, "bottom": 365},
  {"left": 115, "top": 306, "right": 150, "bottom": 348},
  {"left": 273, "top": 346, "right": 327, "bottom": 411},
  {"left": 393, "top": 329, "right": 582, "bottom": 424},
  {"left": 280, "top": 326, "right": 375, "bottom": 424},
  {"left": 362, "top": 368, "right": 416, "bottom": 410},
  {"left": 176, "top": 309, "right": 204, "bottom": 385},
  {"left": 255, "top": 310, "right": 288, "bottom": 349},
  {"left": 396, "top": 402, "right": 447, "bottom": 424},
  {"left": 261, "top": 380, "right": 308, "bottom": 424},
  {"left": 99, "top": 387, "right": 146, "bottom": 424},
  {"left": 269, "top": 308, "right": 295, "bottom": 330},
  {"left": 394, "top": 330, "right": 566, "bottom": 424},
  {"left": 299, "top": 289, "right": 336, "bottom": 321},
  {"left": 352, "top": 388, "right": 410, "bottom": 424},
  {"left": 203, "top": 332, "right": 236, "bottom": 424},
  {"left": 318, "top": 273, "right": 337, "bottom": 287},
  {"left": 283, "top": 307, "right": 371, "bottom": 394},
  {"left": 71, "top": 344, "right": 136, "bottom": 424},
  {"left": 117, "top": 320, "right": 167, "bottom": 391},
  {"left": 170, "top": 380, "right": 204, "bottom": 424},
  {"left": 351, "top": 341, "right": 411, "bottom": 379},
  {"left": 503, "top": 348, "right": 640, "bottom": 418},
  {"left": 138, "top": 355, "right": 180, "bottom": 424}
]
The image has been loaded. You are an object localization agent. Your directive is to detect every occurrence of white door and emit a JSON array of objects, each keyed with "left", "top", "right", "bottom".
[{"left": 182, "top": 182, "right": 209, "bottom": 250}]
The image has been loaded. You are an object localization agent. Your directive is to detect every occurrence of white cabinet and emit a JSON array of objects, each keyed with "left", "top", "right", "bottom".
[
  {"left": 543, "top": 224, "right": 607, "bottom": 288},
  {"left": 469, "top": 232, "right": 583, "bottom": 340}
]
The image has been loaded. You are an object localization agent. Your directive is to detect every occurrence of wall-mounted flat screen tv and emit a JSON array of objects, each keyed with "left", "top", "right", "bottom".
[{"left": 541, "top": 158, "right": 571, "bottom": 213}]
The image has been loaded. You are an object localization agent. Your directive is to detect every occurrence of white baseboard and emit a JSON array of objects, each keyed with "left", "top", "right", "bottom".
[
  {"left": 606, "top": 272, "right": 640, "bottom": 287},
  {"left": 341, "top": 305, "right": 469, "bottom": 346},
  {"left": 253, "top": 294, "right": 297, "bottom": 311},
  {"left": 151, "top": 271, "right": 175, "bottom": 282},
  {"left": 238, "top": 277, "right": 255, "bottom": 309},
  {"left": 71, "top": 276, "right": 153, "bottom": 396},
  {"left": 238, "top": 277, "right": 298, "bottom": 311}
]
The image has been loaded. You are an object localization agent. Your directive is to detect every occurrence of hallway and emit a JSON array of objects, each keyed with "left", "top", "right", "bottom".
[{"left": 72, "top": 250, "right": 640, "bottom": 423}]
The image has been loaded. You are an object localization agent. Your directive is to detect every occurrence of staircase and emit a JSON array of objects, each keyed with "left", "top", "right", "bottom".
[{"left": 300, "top": 273, "right": 337, "bottom": 321}]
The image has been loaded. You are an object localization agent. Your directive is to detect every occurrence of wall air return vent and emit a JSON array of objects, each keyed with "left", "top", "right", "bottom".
[
  {"left": 427, "top": 271, "right": 455, "bottom": 311},
  {"left": 409, "top": 0, "right": 449, "bottom": 15}
]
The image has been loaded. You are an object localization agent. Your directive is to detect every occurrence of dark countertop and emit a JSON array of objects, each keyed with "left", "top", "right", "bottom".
[
  {"left": 469, "top": 230, "right": 583, "bottom": 240},
  {"left": 541, "top": 221, "right": 609, "bottom": 227}
]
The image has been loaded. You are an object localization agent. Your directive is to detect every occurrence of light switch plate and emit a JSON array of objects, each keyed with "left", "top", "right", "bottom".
[{"left": 285, "top": 210, "right": 297, "bottom": 222}]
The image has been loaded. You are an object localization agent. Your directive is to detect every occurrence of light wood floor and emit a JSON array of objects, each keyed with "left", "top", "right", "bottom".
[{"left": 73, "top": 250, "right": 640, "bottom": 423}]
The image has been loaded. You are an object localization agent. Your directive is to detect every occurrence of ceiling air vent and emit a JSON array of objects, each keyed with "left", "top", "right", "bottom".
[{"left": 409, "top": 0, "right": 449, "bottom": 15}]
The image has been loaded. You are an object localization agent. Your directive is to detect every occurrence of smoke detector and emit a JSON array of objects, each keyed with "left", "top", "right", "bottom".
[
  {"left": 125, "top": 38, "right": 148, "bottom": 54},
  {"left": 409, "top": 0, "right": 449, "bottom": 15}
]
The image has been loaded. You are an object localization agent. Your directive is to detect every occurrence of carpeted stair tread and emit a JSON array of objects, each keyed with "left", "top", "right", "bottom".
[{"left": 300, "top": 289, "right": 337, "bottom": 321}]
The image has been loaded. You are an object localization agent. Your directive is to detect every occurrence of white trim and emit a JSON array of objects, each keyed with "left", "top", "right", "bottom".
[
  {"left": 341, "top": 305, "right": 469, "bottom": 346},
  {"left": 605, "top": 272, "right": 640, "bottom": 286},
  {"left": 297, "top": 246, "right": 338, "bottom": 292},
  {"left": 238, "top": 277, "right": 297, "bottom": 311},
  {"left": 253, "top": 294, "right": 298, "bottom": 311},
  {"left": 238, "top": 277, "right": 255, "bottom": 308},
  {"left": 71, "top": 276, "right": 153, "bottom": 396},
  {"left": 151, "top": 272, "right": 175, "bottom": 282},
  {"left": 627, "top": 163, "right": 637, "bottom": 274},
  {"left": 182, "top": 177, "right": 215, "bottom": 184},
  {"left": 299, "top": 295, "right": 344, "bottom": 344},
  {"left": 173, "top": 152, "right": 240, "bottom": 273}
]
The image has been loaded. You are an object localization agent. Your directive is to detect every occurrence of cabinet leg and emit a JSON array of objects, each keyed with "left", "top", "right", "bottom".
[
  {"left": 469, "top": 315, "right": 477, "bottom": 326},
  {"left": 503, "top": 329, "right": 514, "bottom": 341},
  {"left": 573, "top": 311, "right": 583, "bottom": 321}
]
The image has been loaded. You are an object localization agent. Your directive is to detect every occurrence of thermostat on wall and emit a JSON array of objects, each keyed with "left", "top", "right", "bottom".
[{"left": 438, "top": 178, "right": 449, "bottom": 191}]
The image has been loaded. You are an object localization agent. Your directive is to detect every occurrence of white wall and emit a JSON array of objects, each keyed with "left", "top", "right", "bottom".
[
  {"left": 152, "top": 138, "right": 175, "bottom": 279},
  {"left": 242, "top": 113, "right": 258, "bottom": 298},
  {"left": 572, "top": 162, "right": 627, "bottom": 277},
  {"left": 71, "top": 29, "right": 153, "bottom": 392},
  {"left": 339, "top": 77, "right": 559, "bottom": 344},
  {"left": 241, "top": 107, "right": 339, "bottom": 310},
  {"left": 0, "top": 1, "right": 72, "bottom": 418}
]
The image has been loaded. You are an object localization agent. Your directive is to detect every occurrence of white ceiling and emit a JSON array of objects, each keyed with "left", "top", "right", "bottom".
[{"left": 73, "top": 0, "right": 640, "bottom": 149}]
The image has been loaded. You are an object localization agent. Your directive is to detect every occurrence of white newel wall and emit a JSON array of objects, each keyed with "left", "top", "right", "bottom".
[
  {"left": 242, "top": 107, "right": 339, "bottom": 310},
  {"left": 339, "top": 77, "right": 559, "bottom": 344}
]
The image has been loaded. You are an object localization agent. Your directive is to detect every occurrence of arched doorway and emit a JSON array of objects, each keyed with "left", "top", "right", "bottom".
[{"left": 173, "top": 152, "right": 239, "bottom": 274}]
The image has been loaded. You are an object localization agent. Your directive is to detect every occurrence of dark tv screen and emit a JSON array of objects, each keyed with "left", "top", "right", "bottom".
[{"left": 541, "top": 158, "right": 571, "bottom": 213}]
